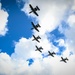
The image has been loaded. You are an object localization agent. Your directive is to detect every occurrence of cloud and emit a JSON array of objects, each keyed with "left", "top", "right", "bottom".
[
  {"left": 1, "top": 52, "right": 75, "bottom": 75},
  {"left": 0, "top": 3, "right": 9, "bottom": 36},
  {"left": 0, "top": 53, "right": 14, "bottom": 75},
  {"left": 64, "top": 14, "right": 75, "bottom": 53},
  {"left": 11, "top": 37, "right": 43, "bottom": 59},
  {"left": 0, "top": 0, "right": 75, "bottom": 75},
  {"left": 22, "top": 0, "right": 72, "bottom": 35}
]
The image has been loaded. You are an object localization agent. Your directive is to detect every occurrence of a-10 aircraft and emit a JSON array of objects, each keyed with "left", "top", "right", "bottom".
[
  {"left": 29, "top": 4, "right": 40, "bottom": 16},
  {"left": 35, "top": 45, "right": 43, "bottom": 53},
  {"left": 48, "top": 51, "right": 56, "bottom": 57},
  {"left": 31, "top": 22, "right": 41, "bottom": 32},
  {"left": 60, "top": 57, "right": 69, "bottom": 63},
  {"left": 32, "top": 35, "right": 41, "bottom": 43}
]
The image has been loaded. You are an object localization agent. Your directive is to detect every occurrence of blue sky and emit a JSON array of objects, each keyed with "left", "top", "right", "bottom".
[
  {"left": 0, "top": 0, "right": 75, "bottom": 75},
  {"left": 0, "top": 0, "right": 32, "bottom": 55},
  {"left": 0, "top": 0, "right": 66, "bottom": 60}
]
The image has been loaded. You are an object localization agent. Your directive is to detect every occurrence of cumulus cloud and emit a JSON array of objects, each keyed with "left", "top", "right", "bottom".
[
  {"left": 1, "top": 52, "right": 75, "bottom": 75},
  {"left": 11, "top": 37, "right": 43, "bottom": 59},
  {"left": 0, "top": 3, "right": 9, "bottom": 36},
  {"left": 0, "top": 53, "right": 14, "bottom": 75},
  {"left": 0, "top": 0, "right": 75, "bottom": 75}
]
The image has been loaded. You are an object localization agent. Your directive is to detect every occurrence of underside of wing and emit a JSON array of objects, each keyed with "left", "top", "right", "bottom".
[{"left": 33, "top": 11, "right": 39, "bottom": 16}]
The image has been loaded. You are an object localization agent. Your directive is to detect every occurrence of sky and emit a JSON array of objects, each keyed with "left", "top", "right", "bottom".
[{"left": 0, "top": 0, "right": 75, "bottom": 75}]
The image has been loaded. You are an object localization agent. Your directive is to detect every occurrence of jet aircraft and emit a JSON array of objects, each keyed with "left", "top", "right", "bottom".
[
  {"left": 29, "top": 4, "right": 40, "bottom": 16},
  {"left": 48, "top": 51, "right": 56, "bottom": 57},
  {"left": 32, "top": 35, "right": 41, "bottom": 43},
  {"left": 35, "top": 45, "right": 43, "bottom": 53},
  {"left": 31, "top": 22, "right": 41, "bottom": 32},
  {"left": 60, "top": 57, "right": 69, "bottom": 63}
]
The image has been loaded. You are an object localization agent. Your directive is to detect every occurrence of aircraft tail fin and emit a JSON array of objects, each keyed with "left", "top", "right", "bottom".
[
  {"left": 36, "top": 24, "right": 41, "bottom": 27},
  {"left": 36, "top": 6, "right": 40, "bottom": 10},
  {"left": 37, "top": 36, "right": 41, "bottom": 39},
  {"left": 39, "top": 47, "right": 43, "bottom": 50},
  {"left": 53, "top": 52, "right": 56, "bottom": 54},
  {"left": 66, "top": 58, "right": 68, "bottom": 61}
]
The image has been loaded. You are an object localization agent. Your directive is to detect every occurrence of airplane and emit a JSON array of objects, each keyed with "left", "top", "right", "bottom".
[
  {"left": 32, "top": 35, "right": 41, "bottom": 43},
  {"left": 31, "top": 22, "right": 41, "bottom": 32},
  {"left": 60, "top": 57, "right": 69, "bottom": 63},
  {"left": 29, "top": 4, "right": 40, "bottom": 16},
  {"left": 48, "top": 51, "right": 56, "bottom": 57},
  {"left": 35, "top": 45, "right": 43, "bottom": 53}
]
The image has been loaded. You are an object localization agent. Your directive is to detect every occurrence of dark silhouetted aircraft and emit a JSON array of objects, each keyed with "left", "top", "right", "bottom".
[
  {"left": 31, "top": 22, "right": 41, "bottom": 32},
  {"left": 32, "top": 35, "right": 41, "bottom": 43},
  {"left": 35, "top": 45, "right": 43, "bottom": 53},
  {"left": 60, "top": 57, "right": 69, "bottom": 63},
  {"left": 48, "top": 51, "right": 56, "bottom": 57},
  {"left": 29, "top": 4, "right": 40, "bottom": 16}
]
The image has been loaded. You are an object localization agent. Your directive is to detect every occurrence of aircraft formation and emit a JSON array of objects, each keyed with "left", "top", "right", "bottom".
[{"left": 29, "top": 4, "right": 69, "bottom": 63}]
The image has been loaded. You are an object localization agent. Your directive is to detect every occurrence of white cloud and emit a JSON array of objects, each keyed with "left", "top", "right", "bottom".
[
  {"left": 22, "top": 0, "right": 72, "bottom": 35},
  {"left": 1, "top": 52, "right": 75, "bottom": 75},
  {"left": 0, "top": 53, "right": 14, "bottom": 75},
  {"left": 0, "top": 3, "right": 9, "bottom": 36},
  {"left": 0, "top": 0, "right": 75, "bottom": 75},
  {"left": 64, "top": 14, "right": 75, "bottom": 53},
  {"left": 11, "top": 37, "right": 44, "bottom": 60}
]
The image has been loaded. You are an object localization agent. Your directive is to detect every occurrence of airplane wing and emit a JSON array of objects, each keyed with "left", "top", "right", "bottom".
[
  {"left": 64, "top": 61, "right": 67, "bottom": 63},
  {"left": 39, "top": 50, "right": 42, "bottom": 53},
  {"left": 33, "top": 11, "right": 39, "bottom": 16},
  {"left": 48, "top": 51, "right": 50, "bottom": 54},
  {"left": 32, "top": 35, "right": 35, "bottom": 41},
  {"left": 31, "top": 22, "right": 35, "bottom": 28},
  {"left": 36, "top": 39, "right": 40, "bottom": 43},
  {"left": 29, "top": 4, "right": 33, "bottom": 12},
  {"left": 29, "top": 4, "right": 39, "bottom": 16},
  {"left": 37, "top": 49, "right": 42, "bottom": 53},
  {"left": 32, "top": 35, "right": 35, "bottom": 38},
  {"left": 50, "top": 54, "right": 54, "bottom": 57},
  {"left": 35, "top": 27, "right": 39, "bottom": 32},
  {"left": 35, "top": 45, "right": 38, "bottom": 49}
]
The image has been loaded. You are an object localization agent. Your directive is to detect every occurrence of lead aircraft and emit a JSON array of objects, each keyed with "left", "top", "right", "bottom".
[{"left": 29, "top": 4, "right": 40, "bottom": 16}]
